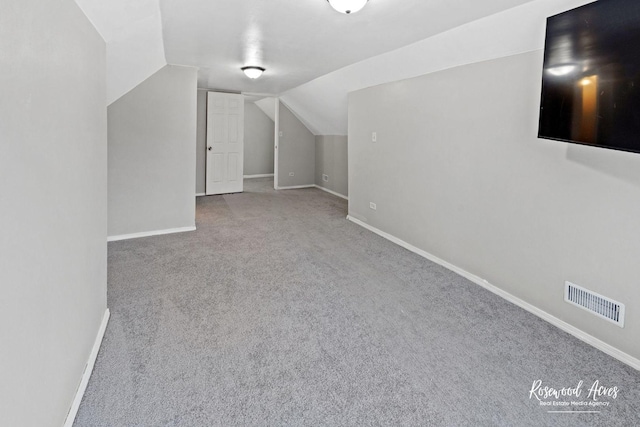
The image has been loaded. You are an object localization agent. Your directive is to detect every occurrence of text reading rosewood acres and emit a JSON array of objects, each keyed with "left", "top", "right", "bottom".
[{"left": 529, "top": 380, "right": 619, "bottom": 407}]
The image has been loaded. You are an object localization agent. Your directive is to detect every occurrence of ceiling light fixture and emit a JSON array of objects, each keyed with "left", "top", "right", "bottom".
[
  {"left": 327, "top": 0, "right": 369, "bottom": 14},
  {"left": 241, "top": 66, "right": 265, "bottom": 79}
]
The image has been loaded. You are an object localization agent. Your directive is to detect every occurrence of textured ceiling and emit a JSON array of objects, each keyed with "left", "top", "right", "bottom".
[{"left": 160, "top": 0, "right": 538, "bottom": 94}]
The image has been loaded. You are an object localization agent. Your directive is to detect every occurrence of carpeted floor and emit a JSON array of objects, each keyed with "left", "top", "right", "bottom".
[{"left": 75, "top": 178, "right": 640, "bottom": 426}]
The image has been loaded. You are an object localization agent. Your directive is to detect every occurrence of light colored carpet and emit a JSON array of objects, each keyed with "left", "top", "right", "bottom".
[{"left": 75, "top": 178, "right": 640, "bottom": 426}]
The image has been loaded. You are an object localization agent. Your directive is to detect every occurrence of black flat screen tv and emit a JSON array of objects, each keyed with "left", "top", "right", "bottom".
[{"left": 538, "top": 0, "right": 640, "bottom": 154}]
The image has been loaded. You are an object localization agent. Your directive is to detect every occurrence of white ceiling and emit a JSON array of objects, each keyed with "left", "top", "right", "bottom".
[
  {"left": 75, "top": 0, "right": 584, "bottom": 134},
  {"left": 160, "top": 0, "right": 537, "bottom": 94},
  {"left": 281, "top": 0, "right": 593, "bottom": 135},
  {"left": 74, "top": 0, "right": 166, "bottom": 104}
]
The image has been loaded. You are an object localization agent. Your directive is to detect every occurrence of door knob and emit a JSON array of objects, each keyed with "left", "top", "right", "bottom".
[{"left": 208, "top": 146, "right": 212, "bottom": 151}]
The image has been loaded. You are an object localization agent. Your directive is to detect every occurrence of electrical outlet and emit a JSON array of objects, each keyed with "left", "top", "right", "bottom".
[
  {"left": 372, "top": 132, "right": 377, "bottom": 142},
  {"left": 289, "top": 172, "right": 294, "bottom": 176},
  {"left": 369, "top": 202, "right": 377, "bottom": 210},
  {"left": 322, "top": 174, "right": 329, "bottom": 182},
  {"left": 279, "top": 131, "right": 283, "bottom": 137}
]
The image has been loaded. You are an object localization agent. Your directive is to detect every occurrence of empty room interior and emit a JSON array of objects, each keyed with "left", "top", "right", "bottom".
[{"left": 4, "top": 0, "right": 640, "bottom": 425}]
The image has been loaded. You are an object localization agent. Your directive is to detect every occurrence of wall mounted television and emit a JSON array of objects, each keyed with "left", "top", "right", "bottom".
[{"left": 538, "top": 0, "right": 640, "bottom": 154}]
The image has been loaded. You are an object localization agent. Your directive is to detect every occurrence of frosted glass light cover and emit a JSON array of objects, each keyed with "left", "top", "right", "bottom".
[
  {"left": 327, "top": 0, "right": 368, "bottom": 14},
  {"left": 242, "top": 67, "right": 264, "bottom": 79}
]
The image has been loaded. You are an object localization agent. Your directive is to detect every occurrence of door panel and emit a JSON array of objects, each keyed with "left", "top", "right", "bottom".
[
  {"left": 211, "top": 114, "right": 225, "bottom": 144},
  {"left": 211, "top": 154, "right": 224, "bottom": 182},
  {"left": 228, "top": 153, "right": 239, "bottom": 182},
  {"left": 211, "top": 97, "right": 225, "bottom": 112},
  {"left": 228, "top": 98, "right": 241, "bottom": 112},
  {"left": 206, "top": 92, "right": 245, "bottom": 195},
  {"left": 228, "top": 116, "right": 239, "bottom": 144}
]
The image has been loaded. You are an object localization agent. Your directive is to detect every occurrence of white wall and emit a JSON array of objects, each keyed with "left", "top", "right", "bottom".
[
  {"left": 108, "top": 65, "right": 197, "bottom": 237},
  {"left": 278, "top": 102, "right": 316, "bottom": 188},
  {"left": 349, "top": 49, "right": 640, "bottom": 362},
  {"left": 0, "top": 1, "right": 108, "bottom": 425},
  {"left": 316, "top": 136, "right": 348, "bottom": 197},
  {"left": 244, "top": 101, "right": 275, "bottom": 176}
]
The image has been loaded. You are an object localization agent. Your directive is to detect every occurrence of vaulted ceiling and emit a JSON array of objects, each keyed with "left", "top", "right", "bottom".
[
  {"left": 75, "top": 0, "right": 555, "bottom": 133},
  {"left": 160, "top": 0, "right": 536, "bottom": 94}
]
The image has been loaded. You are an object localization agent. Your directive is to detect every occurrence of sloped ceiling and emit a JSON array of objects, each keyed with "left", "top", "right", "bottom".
[
  {"left": 255, "top": 98, "right": 276, "bottom": 123},
  {"left": 74, "top": 0, "right": 589, "bottom": 134},
  {"left": 160, "top": 0, "right": 537, "bottom": 96},
  {"left": 74, "top": 0, "right": 166, "bottom": 105},
  {"left": 281, "top": 0, "right": 592, "bottom": 135}
]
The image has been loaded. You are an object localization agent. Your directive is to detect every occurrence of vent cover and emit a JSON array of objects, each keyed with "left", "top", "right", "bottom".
[{"left": 565, "top": 281, "right": 625, "bottom": 327}]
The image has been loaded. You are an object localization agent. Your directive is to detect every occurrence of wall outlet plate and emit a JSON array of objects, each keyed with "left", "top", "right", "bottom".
[
  {"left": 372, "top": 132, "right": 377, "bottom": 142},
  {"left": 289, "top": 172, "right": 294, "bottom": 176},
  {"left": 369, "top": 202, "right": 377, "bottom": 210},
  {"left": 322, "top": 174, "right": 329, "bottom": 182}
]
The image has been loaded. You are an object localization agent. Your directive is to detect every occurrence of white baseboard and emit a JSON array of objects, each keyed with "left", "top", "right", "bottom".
[
  {"left": 195, "top": 193, "right": 206, "bottom": 197},
  {"left": 276, "top": 185, "right": 315, "bottom": 190},
  {"left": 244, "top": 174, "right": 274, "bottom": 179},
  {"left": 64, "top": 308, "right": 110, "bottom": 427},
  {"left": 346, "top": 215, "right": 640, "bottom": 371},
  {"left": 107, "top": 226, "right": 196, "bottom": 242},
  {"left": 314, "top": 185, "right": 348, "bottom": 200}
]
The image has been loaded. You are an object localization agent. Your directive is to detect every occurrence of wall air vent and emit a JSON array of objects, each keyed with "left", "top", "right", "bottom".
[{"left": 565, "top": 281, "right": 625, "bottom": 327}]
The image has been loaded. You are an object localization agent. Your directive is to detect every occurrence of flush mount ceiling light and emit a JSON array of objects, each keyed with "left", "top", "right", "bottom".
[
  {"left": 327, "top": 0, "right": 369, "bottom": 14},
  {"left": 241, "top": 66, "right": 265, "bottom": 79}
]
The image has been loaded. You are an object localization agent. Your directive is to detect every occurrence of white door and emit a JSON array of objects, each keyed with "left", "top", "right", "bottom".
[{"left": 206, "top": 92, "right": 244, "bottom": 195}]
